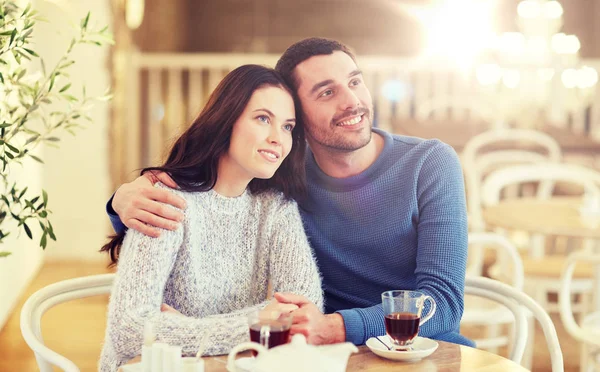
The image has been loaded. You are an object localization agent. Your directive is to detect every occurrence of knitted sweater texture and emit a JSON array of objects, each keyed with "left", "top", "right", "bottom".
[
  {"left": 99, "top": 187, "right": 323, "bottom": 372},
  {"left": 299, "top": 128, "right": 473, "bottom": 347}
]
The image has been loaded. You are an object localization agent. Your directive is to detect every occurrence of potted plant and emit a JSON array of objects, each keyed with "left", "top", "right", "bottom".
[{"left": 0, "top": 0, "right": 112, "bottom": 257}]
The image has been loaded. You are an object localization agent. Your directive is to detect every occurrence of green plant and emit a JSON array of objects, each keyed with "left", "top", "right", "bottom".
[{"left": 0, "top": 1, "right": 113, "bottom": 257}]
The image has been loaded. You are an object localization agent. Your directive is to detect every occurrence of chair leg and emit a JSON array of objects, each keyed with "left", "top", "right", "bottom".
[
  {"left": 486, "top": 323, "right": 501, "bottom": 355},
  {"left": 520, "top": 316, "right": 535, "bottom": 370}
]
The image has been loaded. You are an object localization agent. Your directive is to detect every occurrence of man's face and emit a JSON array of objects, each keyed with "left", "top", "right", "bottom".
[{"left": 294, "top": 51, "right": 374, "bottom": 153}]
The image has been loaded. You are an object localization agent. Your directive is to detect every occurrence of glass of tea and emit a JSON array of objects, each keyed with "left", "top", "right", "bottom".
[
  {"left": 381, "top": 290, "right": 436, "bottom": 350},
  {"left": 248, "top": 310, "right": 292, "bottom": 354}
]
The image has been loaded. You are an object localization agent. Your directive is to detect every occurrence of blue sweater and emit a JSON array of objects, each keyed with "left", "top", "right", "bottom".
[
  {"left": 298, "top": 128, "right": 473, "bottom": 347},
  {"left": 107, "top": 128, "right": 473, "bottom": 347}
]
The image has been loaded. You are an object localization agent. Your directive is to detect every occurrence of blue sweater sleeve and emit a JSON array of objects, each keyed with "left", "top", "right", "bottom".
[
  {"left": 336, "top": 142, "right": 469, "bottom": 346},
  {"left": 106, "top": 194, "right": 127, "bottom": 234},
  {"left": 413, "top": 143, "right": 468, "bottom": 339}
]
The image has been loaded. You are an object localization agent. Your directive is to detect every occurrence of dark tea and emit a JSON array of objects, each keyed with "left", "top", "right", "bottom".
[
  {"left": 249, "top": 321, "right": 291, "bottom": 353},
  {"left": 384, "top": 312, "right": 420, "bottom": 343}
]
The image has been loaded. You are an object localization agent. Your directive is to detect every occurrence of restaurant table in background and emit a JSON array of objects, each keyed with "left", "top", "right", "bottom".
[
  {"left": 120, "top": 341, "right": 529, "bottom": 371},
  {"left": 483, "top": 196, "right": 600, "bottom": 311}
]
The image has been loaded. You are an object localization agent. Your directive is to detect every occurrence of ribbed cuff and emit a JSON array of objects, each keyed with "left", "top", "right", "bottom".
[{"left": 336, "top": 309, "right": 365, "bottom": 345}]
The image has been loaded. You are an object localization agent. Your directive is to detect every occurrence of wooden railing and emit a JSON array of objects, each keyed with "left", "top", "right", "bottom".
[{"left": 112, "top": 50, "right": 600, "bottom": 185}]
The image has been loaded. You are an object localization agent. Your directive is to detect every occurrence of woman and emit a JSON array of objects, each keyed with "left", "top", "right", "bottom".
[{"left": 99, "top": 65, "right": 323, "bottom": 371}]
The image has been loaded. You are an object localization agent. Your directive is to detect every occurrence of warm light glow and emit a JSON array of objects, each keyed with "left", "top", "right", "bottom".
[
  {"left": 476, "top": 64, "right": 502, "bottom": 86},
  {"left": 126, "top": 0, "right": 145, "bottom": 29},
  {"left": 542, "top": 1, "right": 563, "bottom": 19},
  {"left": 502, "top": 70, "right": 521, "bottom": 88},
  {"left": 412, "top": 0, "right": 497, "bottom": 68},
  {"left": 561, "top": 68, "right": 578, "bottom": 88},
  {"left": 537, "top": 68, "right": 555, "bottom": 81},
  {"left": 551, "top": 33, "right": 581, "bottom": 54},
  {"left": 517, "top": 0, "right": 541, "bottom": 18},
  {"left": 576, "top": 66, "right": 599, "bottom": 89},
  {"left": 498, "top": 32, "right": 526, "bottom": 56}
]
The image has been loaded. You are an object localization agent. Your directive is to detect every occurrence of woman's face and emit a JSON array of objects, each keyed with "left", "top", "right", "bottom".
[{"left": 222, "top": 86, "right": 296, "bottom": 183}]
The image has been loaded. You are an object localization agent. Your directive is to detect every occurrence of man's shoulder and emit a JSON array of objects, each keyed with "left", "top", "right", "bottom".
[{"left": 376, "top": 129, "right": 453, "bottom": 158}]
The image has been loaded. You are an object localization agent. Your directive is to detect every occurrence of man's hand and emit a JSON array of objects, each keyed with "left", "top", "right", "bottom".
[
  {"left": 112, "top": 171, "right": 186, "bottom": 237},
  {"left": 161, "top": 303, "right": 182, "bottom": 315},
  {"left": 274, "top": 293, "right": 346, "bottom": 345},
  {"left": 262, "top": 299, "right": 299, "bottom": 316}
]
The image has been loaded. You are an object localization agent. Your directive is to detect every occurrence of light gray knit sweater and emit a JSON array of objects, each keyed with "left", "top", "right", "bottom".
[{"left": 99, "top": 186, "right": 323, "bottom": 372}]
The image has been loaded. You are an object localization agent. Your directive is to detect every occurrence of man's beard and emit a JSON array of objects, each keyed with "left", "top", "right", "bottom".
[{"left": 305, "top": 108, "right": 373, "bottom": 152}]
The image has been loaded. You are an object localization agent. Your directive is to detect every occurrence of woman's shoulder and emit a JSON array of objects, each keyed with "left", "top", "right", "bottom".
[{"left": 252, "top": 190, "right": 299, "bottom": 213}]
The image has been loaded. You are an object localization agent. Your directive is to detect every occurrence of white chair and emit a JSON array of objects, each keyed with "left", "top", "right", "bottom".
[
  {"left": 462, "top": 128, "right": 562, "bottom": 233},
  {"left": 20, "top": 273, "right": 115, "bottom": 372},
  {"left": 465, "top": 275, "right": 564, "bottom": 372},
  {"left": 560, "top": 251, "right": 600, "bottom": 372},
  {"left": 462, "top": 232, "right": 528, "bottom": 360},
  {"left": 481, "top": 163, "right": 600, "bottom": 315}
]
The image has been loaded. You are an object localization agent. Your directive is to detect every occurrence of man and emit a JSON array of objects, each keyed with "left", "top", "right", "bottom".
[{"left": 107, "top": 38, "right": 473, "bottom": 347}]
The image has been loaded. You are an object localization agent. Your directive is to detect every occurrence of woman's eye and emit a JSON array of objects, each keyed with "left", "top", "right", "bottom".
[
  {"left": 283, "top": 123, "right": 295, "bottom": 132},
  {"left": 257, "top": 115, "right": 270, "bottom": 123}
]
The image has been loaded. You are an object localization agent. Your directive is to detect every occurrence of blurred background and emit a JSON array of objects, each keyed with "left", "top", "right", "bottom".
[{"left": 2, "top": 0, "right": 600, "bottom": 370}]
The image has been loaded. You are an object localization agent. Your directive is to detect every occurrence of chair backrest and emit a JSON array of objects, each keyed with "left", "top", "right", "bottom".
[
  {"left": 465, "top": 276, "right": 564, "bottom": 372},
  {"left": 481, "top": 162, "right": 600, "bottom": 207},
  {"left": 462, "top": 129, "right": 562, "bottom": 230},
  {"left": 467, "top": 232, "right": 524, "bottom": 290},
  {"left": 559, "top": 251, "right": 600, "bottom": 346},
  {"left": 20, "top": 273, "right": 115, "bottom": 372}
]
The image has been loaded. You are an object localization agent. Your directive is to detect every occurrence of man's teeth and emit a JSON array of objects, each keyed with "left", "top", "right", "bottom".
[
  {"left": 339, "top": 116, "right": 362, "bottom": 126},
  {"left": 259, "top": 150, "right": 278, "bottom": 159}
]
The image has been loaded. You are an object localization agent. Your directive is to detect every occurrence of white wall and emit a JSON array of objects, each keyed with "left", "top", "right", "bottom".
[{"left": 34, "top": 0, "right": 112, "bottom": 262}]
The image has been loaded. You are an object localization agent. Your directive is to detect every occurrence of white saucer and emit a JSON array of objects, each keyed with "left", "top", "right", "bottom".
[
  {"left": 365, "top": 335, "right": 438, "bottom": 362},
  {"left": 226, "top": 356, "right": 255, "bottom": 372}
]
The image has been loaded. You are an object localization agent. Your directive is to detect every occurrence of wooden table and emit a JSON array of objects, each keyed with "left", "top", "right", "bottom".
[
  {"left": 120, "top": 341, "right": 528, "bottom": 371},
  {"left": 483, "top": 196, "right": 600, "bottom": 310},
  {"left": 482, "top": 197, "right": 600, "bottom": 240}
]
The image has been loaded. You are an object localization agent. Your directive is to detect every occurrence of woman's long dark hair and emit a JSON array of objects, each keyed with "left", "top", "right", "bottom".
[{"left": 101, "top": 64, "right": 306, "bottom": 265}]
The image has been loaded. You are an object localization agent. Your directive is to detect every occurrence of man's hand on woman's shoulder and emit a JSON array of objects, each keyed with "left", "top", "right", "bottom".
[{"left": 112, "top": 171, "right": 186, "bottom": 237}]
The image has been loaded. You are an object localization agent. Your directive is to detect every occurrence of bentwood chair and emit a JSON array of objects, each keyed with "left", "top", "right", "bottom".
[
  {"left": 560, "top": 251, "right": 600, "bottom": 372},
  {"left": 465, "top": 276, "right": 564, "bottom": 372},
  {"left": 20, "top": 273, "right": 115, "bottom": 372},
  {"left": 462, "top": 232, "right": 528, "bottom": 360}
]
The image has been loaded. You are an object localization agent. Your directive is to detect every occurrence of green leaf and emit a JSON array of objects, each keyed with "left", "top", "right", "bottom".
[
  {"left": 9, "top": 28, "right": 16, "bottom": 45},
  {"left": 1, "top": 195, "right": 9, "bottom": 205},
  {"left": 42, "top": 189, "right": 48, "bottom": 207},
  {"left": 0, "top": 252, "right": 11, "bottom": 258},
  {"left": 5, "top": 142, "right": 19, "bottom": 153},
  {"left": 23, "top": 48, "right": 38, "bottom": 57},
  {"left": 48, "top": 221, "right": 56, "bottom": 240},
  {"left": 39, "top": 210, "right": 47, "bottom": 218},
  {"left": 0, "top": 72, "right": 4, "bottom": 84},
  {"left": 59, "top": 83, "right": 71, "bottom": 93},
  {"left": 81, "top": 12, "right": 90, "bottom": 30},
  {"left": 45, "top": 137, "right": 60, "bottom": 142},
  {"left": 30, "top": 196, "right": 39, "bottom": 204},
  {"left": 40, "top": 232, "right": 47, "bottom": 249},
  {"left": 5, "top": 152, "right": 14, "bottom": 159},
  {"left": 23, "top": 223, "right": 32, "bottom": 239},
  {"left": 29, "top": 154, "right": 44, "bottom": 163},
  {"left": 21, "top": 3, "right": 31, "bottom": 17},
  {"left": 25, "top": 135, "right": 39, "bottom": 145},
  {"left": 17, "top": 69, "right": 26, "bottom": 80},
  {"left": 0, "top": 123, "right": 11, "bottom": 128},
  {"left": 48, "top": 74, "right": 56, "bottom": 92},
  {"left": 19, "top": 186, "right": 28, "bottom": 199}
]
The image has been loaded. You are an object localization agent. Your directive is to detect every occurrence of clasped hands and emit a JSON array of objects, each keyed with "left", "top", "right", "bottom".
[{"left": 160, "top": 293, "right": 345, "bottom": 345}]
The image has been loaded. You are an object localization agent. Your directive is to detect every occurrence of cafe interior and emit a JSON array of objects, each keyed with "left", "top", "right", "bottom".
[{"left": 1, "top": 0, "right": 600, "bottom": 371}]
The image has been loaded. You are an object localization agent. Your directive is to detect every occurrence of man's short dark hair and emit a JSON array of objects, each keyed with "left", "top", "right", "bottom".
[{"left": 275, "top": 37, "right": 356, "bottom": 92}]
